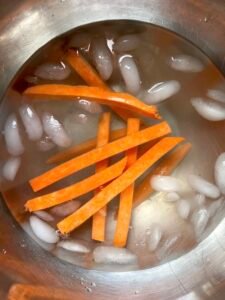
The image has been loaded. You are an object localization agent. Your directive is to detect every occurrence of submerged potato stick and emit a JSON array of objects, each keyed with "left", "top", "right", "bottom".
[
  {"left": 57, "top": 137, "right": 184, "bottom": 234},
  {"left": 29, "top": 121, "right": 171, "bottom": 192}
]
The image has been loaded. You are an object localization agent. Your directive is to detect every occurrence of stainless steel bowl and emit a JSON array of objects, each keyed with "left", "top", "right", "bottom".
[{"left": 1, "top": 1, "right": 225, "bottom": 299}]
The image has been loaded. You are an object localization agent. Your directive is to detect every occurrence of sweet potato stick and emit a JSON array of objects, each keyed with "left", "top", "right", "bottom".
[
  {"left": 66, "top": 49, "right": 109, "bottom": 89},
  {"left": 47, "top": 127, "right": 127, "bottom": 164},
  {"left": 30, "top": 121, "right": 171, "bottom": 192},
  {"left": 65, "top": 49, "right": 136, "bottom": 121},
  {"left": 25, "top": 158, "right": 126, "bottom": 212},
  {"left": 114, "top": 118, "right": 140, "bottom": 247},
  {"left": 57, "top": 137, "right": 184, "bottom": 234},
  {"left": 24, "top": 85, "right": 160, "bottom": 119},
  {"left": 133, "top": 143, "right": 192, "bottom": 208},
  {"left": 92, "top": 112, "right": 111, "bottom": 241},
  {"left": 46, "top": 125, "right": 156, "bottom": 165}
]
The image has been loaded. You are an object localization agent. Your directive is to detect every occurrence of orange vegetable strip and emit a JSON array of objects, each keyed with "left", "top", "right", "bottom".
[
  {"left": 47, "top": 127, "right": 127, "bottom": 164},
  {"left": 57, "top": 137, "right": 184, "bottom": 234},
  {"left": 114, "top": 118, "right": 140, "bottom": 247},
  {"left": 8, "top": 283, "right": 79, "bottom": 300},
  {"left": 66, "top": 49, "right": 109, "bottom": 89},
  {"left": 92, "top": 112, "right": 111, "bottom": 242},
  {"left": 112, "top": 137, "right": 166, "bottom": 221},
  {"left": 30, "top": 121, "right": 171, "bottom": 192},
  {"left": 46, "top": 125, "right": 155, "bottom": 165},
  {"left": 65, "top": 49, "right": 137, "bottom": 121},
  {"left": 24, "top": 85, "right": 160, "bottom": 119},
  {"left": 133, "top": 142, "right": 192, "bottom": 208},
  {"left": 25, "top": 158, "right": 126, "bottom": 212}
]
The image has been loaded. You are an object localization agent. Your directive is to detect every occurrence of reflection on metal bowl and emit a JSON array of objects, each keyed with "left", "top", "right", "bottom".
[{"left": 1, "top": 1, "right": 225, "bottom": 299}]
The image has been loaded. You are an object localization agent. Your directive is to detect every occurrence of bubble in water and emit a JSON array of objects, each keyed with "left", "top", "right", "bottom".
[
  {"left": 86, "top": 287, "right": 92, "bottom": 293},
  {"left": 1, "top": 249, "right": 7, "bottom": 255},
  {"left": 80, "top": 277, "right": 85, "bottom": 285},
  {"left": 20, "top": 243, "right": 26, "bottom": 248},
  {"left": 135, "top": 290, "right": 140, "bottom": 295},
  {"left": 56, "top": 230, "right": 69, "bottom": 239}
]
